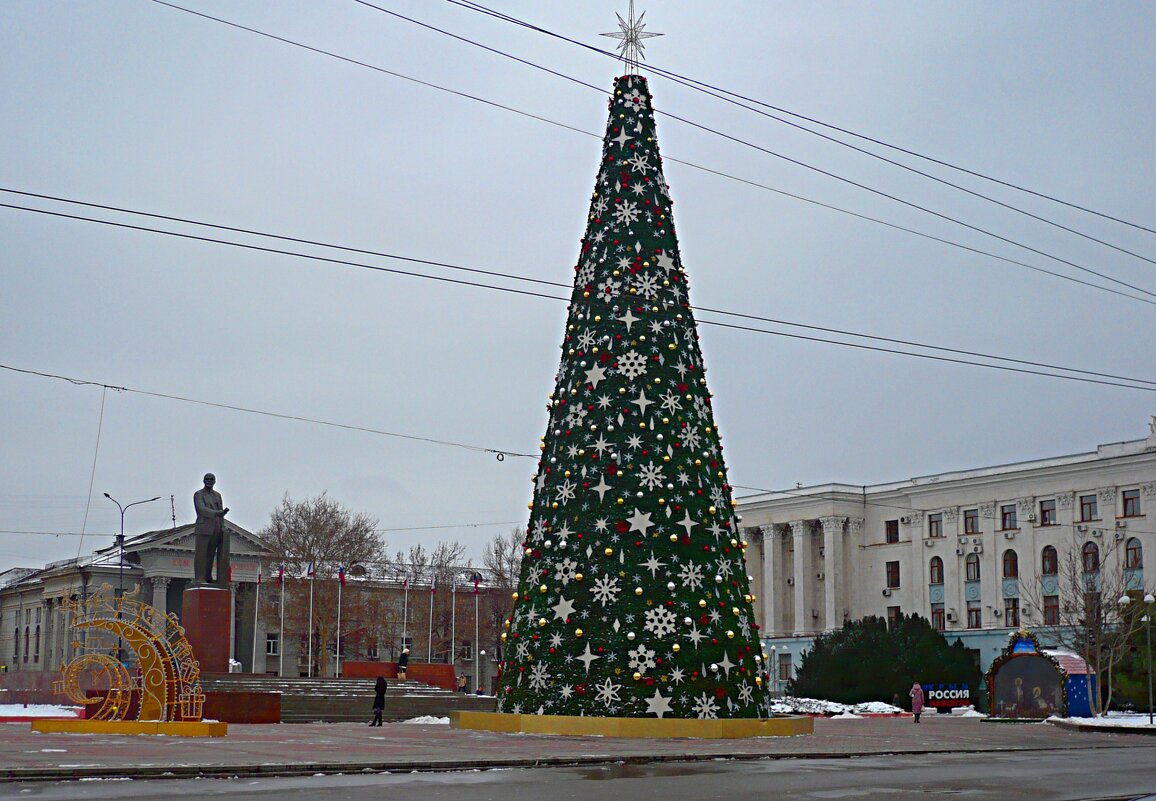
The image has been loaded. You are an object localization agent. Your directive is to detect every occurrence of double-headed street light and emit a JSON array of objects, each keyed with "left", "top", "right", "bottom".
[
  {"left": 1119, "top": 592, "right": 1155, "bottom": 726},
  {"left": 103, "top": 493, "right": 161, "bottom": 663}
]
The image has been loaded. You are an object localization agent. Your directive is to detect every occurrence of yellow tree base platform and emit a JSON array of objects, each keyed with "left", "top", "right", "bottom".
[
  {"left": 31, "top": 719, "right": 228, "bottom": 737},
  {"left": 450, "top": 711, "right": 812, "bottom": 739}
]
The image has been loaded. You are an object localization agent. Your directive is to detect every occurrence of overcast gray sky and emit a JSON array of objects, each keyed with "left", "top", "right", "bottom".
[{"left": 2, "top": 1, "right": 1154, "bottom": 572}]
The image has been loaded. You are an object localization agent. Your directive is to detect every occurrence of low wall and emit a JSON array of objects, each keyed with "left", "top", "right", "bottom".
[
  {"left": 342, "top": 661, "right": 456, "bottom": 690},
  {"left": 80, "top": 689, "right": 280, "bottom": 724}
]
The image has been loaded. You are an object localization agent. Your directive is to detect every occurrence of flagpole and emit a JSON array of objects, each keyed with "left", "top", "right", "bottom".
[
  {"left": 402, "top": 578, "right": 409, "bottom": 648},
  {"left": 307, "top": 570, "right": 315, "bottom": 678},
  {"left": 474, "top": 575, "right": 480, "bottom": 695},
  {"left": 427, "top": 576, "right": 435, "bottom": 663},
  {"left": 335, "top": 569, "right": 343, "bottom": 678},
  {"left": 450, "top": 578, "right": 456, "bottom": 676},
  {"left": 252, "top": 570, "right": 261, "bottom": 673},
  {"left": 278, "top": 566, "right": 285, "bottom": 677}
]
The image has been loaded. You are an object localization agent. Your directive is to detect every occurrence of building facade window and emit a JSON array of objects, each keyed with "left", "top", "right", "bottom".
[
  {"left": 963, "top": 509, "right": 979, "bottom": 535},
  {"left": 886, "top": 561, "right": 901, "bottom": 588},
  {"left": 1002, "top": 549, "right": 1019, "bottom": 579},
  {"left": 1000, "top": 504, "right": 1017, "bottom": 530},
  {"left": 928, "top": 513, "right": 943, "bottom": 538},
  {"left": 1082, "top": 541, "right": 1100, "bottom": 573},
  {"left": 1123, "top": 488, "right": 1141, "bottom": 518},
  {"left": 966, "top": 601, "right": 981, "bottom": 629},
  {"left": 931, "top": 603, "right": 946, "bottom": 632},
  {"left": 1043, "top": 595, "right": 1060, "bottom": 625},
  {"left": 367, "top": 640, "right": 379, "bottom": 660},
  {"left": 1080, "top": 494, "right": 1098, "bottom": 521},
  {"left": 887, "top": 605, "right": 901, "bottom": 625},
  {"left": 885, "top": 520, "right": 899, "bottom": 544},
  {"left": 929, "top": 556, "right": 944, "bottom": 585},
  {"left": 1042, "top": 545, "right": 1058, "bottom": 576},
  {"left": 1126, "top": 537, "right": 1143, "bottom": 569},
  {"left": 778, "top": 653, "right": 792, "bottom": 681},
  {"left": 265, "top": 632, "right": 279, "bottom": 656},
  {"left": 1004, "top": 598, "right": 1020, "bottom": 628},
  {"left": 33, "top": 626, "right": 39, "bottom": 663},
  {"left": 458, "top": 640, "right": 473, "bottom": 662},
  {"left": 1039, "top": 499, "right": 1057, "bottom": 526},
  {"left": 965, "top": 553, "right": 981, "bottom": 582}
]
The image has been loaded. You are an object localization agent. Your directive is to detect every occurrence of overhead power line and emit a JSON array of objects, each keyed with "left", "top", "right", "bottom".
[
  {"left": 446, "top": 0, "right": 1156, "bottom": 238},
  {"left": 0, "top": 363, "right": 536, "bottom": 461},
  {"left": 149, "top": 0, "right": 1156, "bottom": 307},
  {"left": 3, "top": 192, "right": 1156, "bottom": 391},
  {"left": 357, "top": 1, "right": 1156, "bottom": 300}
]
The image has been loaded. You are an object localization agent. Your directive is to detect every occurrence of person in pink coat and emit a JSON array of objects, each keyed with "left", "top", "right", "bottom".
[{"left": 909, "top": 681, "right": 925, "bottom": 723}]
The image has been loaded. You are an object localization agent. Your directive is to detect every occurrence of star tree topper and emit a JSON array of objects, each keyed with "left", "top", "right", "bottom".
[{"left": 601, "top": 1, "right": 663, "bottom": 75}]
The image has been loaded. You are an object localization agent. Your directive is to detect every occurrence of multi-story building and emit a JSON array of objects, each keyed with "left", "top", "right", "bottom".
[{"left": 739, "top": 421, "right": 1156, "bottom": 690}]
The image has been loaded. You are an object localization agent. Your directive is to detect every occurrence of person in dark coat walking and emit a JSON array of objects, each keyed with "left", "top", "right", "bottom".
[
  {"left": 370, "top": 676, "right": 387, "bottom": 726},
  {"left": 397, "top": 648, "right": 409, "bottom": 681}
]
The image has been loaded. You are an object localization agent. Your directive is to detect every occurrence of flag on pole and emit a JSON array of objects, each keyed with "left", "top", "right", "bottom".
[
  {"left": 277, "top": 564, "right": 285, "bottom": 585},
  {"left": 403, "top": 577, "right": 408, "bottom": 589},
  {"left": 473, "top": 574, "right": 480, "bottom": 595},
  {"left": 430, "top": 576, "right": 437, "bottom": 594},
  {"left": 338, "top": 565, "right": 347, "bottom": 586},
  {"left": 306, "top": 561, "right": 315, "bottom": 579},
  {"left": 257, "top": 568, "right": 262, "bottom": 585},
  {"left": 228, "top": 565, "right": 233, "bottom": 582}
]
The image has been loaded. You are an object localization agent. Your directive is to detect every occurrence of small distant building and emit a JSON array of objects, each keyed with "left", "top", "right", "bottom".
[{"left": 986, "top": 629, "right": 1096, "bottom": 719}]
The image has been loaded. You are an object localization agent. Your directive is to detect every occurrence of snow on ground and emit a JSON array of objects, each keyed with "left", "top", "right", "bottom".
[
  {"left": 1049, "top": 712, "right": 1156, "bottom": 729},
  {"left": 401, "top": 715, "right": 450, "bottom": 725},
  {"left": 770, "top": 697, "right": 904, "bottom": 716},
  {"left": 0, "top": 704, "right": 80, "bottom": 718}
]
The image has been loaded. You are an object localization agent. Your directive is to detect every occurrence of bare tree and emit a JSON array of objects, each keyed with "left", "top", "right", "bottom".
[
  {"left": 481, "top": 528, "right": 524, "bottom": 666},
  {"left": 1021, "top": 530, "right": 1144, "bottom": 715},
  {"left": 483, "top": 527, "right": 523, "bottom": 593},
  {"left": 259, "top": 493, "right": 386, "bottom": 677},
  {"left": 390, "top": 541, "right": 471, "bottom": 662}
]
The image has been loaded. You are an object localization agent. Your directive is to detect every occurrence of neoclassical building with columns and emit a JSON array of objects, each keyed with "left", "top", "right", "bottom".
[{"left": 739, "top": 422, "right": 1156, "bottom": 690}]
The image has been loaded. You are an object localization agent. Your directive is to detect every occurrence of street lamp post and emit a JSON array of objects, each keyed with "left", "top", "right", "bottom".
[
  {"left": 1119, "top": 592, "right": 1155, "bottom": 726},
  {"left": 770, "top": 645, "right": 778, "bottom": 693},
  {"left": 103, "top": 490, "right": 160, "bottom": 665}
]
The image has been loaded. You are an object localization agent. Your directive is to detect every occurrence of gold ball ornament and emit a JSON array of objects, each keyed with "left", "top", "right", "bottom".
[{"left": 574, "top": 628, "right": 584, "bottom": 637}]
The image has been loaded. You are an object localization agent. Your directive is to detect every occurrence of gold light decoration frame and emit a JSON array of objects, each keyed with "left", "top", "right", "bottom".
[{"left": 55, "top": 583, "right": 205, "bottom": 722}]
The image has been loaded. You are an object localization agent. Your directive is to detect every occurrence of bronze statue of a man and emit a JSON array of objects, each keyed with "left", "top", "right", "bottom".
[{"left": 193, "top": 473, "right": 230, "bottom": 585}]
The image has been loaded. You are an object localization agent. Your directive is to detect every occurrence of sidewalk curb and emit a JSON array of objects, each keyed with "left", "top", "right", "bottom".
[{"left": 0, "top": 744, "right": 1137, "bottom": 784}]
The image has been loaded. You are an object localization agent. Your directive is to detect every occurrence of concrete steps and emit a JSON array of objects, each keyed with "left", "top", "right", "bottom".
[{"left": 198, "top": 675, "right": 495, "bottom": 723}]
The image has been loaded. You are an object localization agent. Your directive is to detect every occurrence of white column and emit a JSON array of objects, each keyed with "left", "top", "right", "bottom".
[
  {"left": 820, "top": 516, "right": 845, "bottom": 631},
  {"left": 760, "top": 526, "right": 778, "bottom": 637},
  {"left": 790, "top": 520, "right": 811, "bottom": 635},
  {"left": 150, "top": 577, "right": 169, "bottom": 616},
  {"left": 846, "top": 517, "right": 864, "bottom": 623}
]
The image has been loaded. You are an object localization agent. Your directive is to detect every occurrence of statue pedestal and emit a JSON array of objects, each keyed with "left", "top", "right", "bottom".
[{"left": 182, "top": 586, "right": 232, "bottom": 673}]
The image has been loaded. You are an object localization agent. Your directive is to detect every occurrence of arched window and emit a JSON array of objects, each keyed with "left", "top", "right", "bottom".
[
  {"left": 1082, "top": 541, "right": 1100, "bottom": 573},
  {"left": 1126, "top": 537, "right": 1143, "bottom": 570},
  {"left": 929, "top": 556, "right": 944, "bottom": 585},
  {"left": 1041, "top": 545, "right": 1058, "bottom": 576},
  {"left": 34, "top": 625, "right": 40, "bottom": 663},
  {"left": 965, "top": 553, "right": 981, "bottom": 582},
  {"left": 1002, "top": 549, "right": 1019, "bottom": 579}
]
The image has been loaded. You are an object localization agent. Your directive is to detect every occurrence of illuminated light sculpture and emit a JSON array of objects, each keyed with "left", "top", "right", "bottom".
[{"left": 36, "top": 583, "right": 224, "bottom": 736}]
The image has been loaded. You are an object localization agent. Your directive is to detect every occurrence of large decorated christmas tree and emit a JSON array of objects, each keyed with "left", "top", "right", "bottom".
[{"left": 495, "top": 63, "right": 772, "bottom": 719}]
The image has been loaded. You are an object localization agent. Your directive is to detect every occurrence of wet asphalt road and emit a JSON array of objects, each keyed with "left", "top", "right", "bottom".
[{"left": 3, "top": 745, "right": 1155, "bottom": 801}]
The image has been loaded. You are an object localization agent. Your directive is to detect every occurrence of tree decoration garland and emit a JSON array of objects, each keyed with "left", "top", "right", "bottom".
[{"left": 495, "top": 74, "right": 772, "bottom": 719}]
